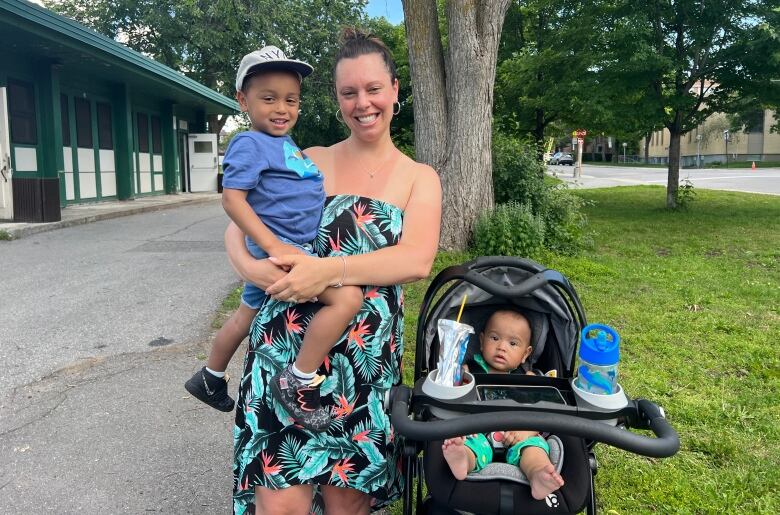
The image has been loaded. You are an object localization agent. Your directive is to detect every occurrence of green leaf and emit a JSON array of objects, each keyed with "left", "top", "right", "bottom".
[
  {"left": 298, "top": 450, "right": 329, "bottom": 481},
  {"left": 278, "top": 434, "right": 305, "bottom": 477},
  {"left": 354, "top": 462, "right": 387, "bottom": 492},
  {"left": 302, "top": 434, "right": 360, "bottom": 459},
  {"left": 329, "top": 353, "right": 355, "bottom": 402}
]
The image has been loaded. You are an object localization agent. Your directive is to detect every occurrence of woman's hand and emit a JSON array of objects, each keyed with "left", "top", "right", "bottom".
[{"left": 266, "top": 254, "right": 339, "bottom": 303}]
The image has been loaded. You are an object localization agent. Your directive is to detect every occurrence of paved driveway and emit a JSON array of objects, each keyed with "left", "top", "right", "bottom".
[
  {"left": 0, "top": 200, "right": 237, "bottom": 393},
  {"left": 549, "top": 164, "right": 780, "bottom": 195},
  {"left": 0, "top": 200, "right": 242, "bottom": 513}
]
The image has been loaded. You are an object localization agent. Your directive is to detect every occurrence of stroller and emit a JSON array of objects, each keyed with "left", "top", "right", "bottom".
[{"left": 389, "top": 257, "right": 680, "bottom": 514}]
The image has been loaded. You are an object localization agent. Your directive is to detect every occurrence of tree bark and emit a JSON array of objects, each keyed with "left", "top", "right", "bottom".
[
  {"left": 666, "top": 129, "right": 681, "bottom": 208},
  {"left": 402, "top": 0, "right": 447, "bottom": 169},
  {"left": 404, "top": 0, "right": 511, "bottom": 250},
  {"left": 644, "top": 132, "right": 650, "bottom": 163},
  {"left": 208, "top": 114, "right": 228, "bottom": 136}
]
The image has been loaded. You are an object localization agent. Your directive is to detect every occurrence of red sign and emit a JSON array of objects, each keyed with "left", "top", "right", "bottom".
[{"left": 575, "top": 129, "right": 587, "bottom": 138}]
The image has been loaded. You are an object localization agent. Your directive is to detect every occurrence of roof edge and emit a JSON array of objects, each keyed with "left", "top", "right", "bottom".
[{"left": 2, "top": 0, "right": 239, "bottom": 113}]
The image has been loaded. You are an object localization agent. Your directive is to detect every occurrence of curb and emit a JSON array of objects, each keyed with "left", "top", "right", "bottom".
[{"left": 0, "top": 194, "right": 221, "bottom": 240}]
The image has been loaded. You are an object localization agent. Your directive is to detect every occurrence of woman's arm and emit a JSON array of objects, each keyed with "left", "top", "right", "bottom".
[
  {"left": 224, "top": 221, "right": 288, "bottom": 291},
  {"left": 265, "top": 165, "right": 442, "bottom": 301}
]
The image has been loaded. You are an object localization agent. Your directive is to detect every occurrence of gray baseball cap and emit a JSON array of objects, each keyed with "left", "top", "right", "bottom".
[{"left": 235, "top": 45, "right": 314, "bottom": 91}]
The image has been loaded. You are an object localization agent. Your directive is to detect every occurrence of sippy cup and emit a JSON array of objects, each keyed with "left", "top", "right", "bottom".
[{"left": 574, "top": 324, "right": 620, "bottom": 395}]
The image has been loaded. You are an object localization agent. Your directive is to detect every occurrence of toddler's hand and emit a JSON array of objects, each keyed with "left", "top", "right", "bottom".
[{"left": 503, "top": 430, "right": 533, "bottom": 446}]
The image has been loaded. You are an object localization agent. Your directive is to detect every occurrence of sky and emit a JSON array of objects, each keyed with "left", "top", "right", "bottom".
[{"left": 365, "top": 0, "right": 404, "bottom": 24}]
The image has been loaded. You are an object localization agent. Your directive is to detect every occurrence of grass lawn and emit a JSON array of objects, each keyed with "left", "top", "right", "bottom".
[{"left": 400, "top": 186, "right": 779, "bottom": 513}]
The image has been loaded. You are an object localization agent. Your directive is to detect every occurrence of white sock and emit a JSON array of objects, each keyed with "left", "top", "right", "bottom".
[
  {"left": 205, "top": 367, "right": 225, "bottom": 378},
  {"left": 291, "top": 363, "right": 316, "bottom": 385}
]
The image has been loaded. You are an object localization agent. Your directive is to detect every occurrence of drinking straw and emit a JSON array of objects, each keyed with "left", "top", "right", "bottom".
[{"left": 456, "top": 294, "right": 468, "bottom": 323}]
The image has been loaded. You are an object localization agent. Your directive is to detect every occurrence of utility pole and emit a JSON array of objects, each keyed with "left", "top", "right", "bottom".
[
  {"left": 696, "top": 134, "right": 702, "bottom": 168},
  {"left": 723, "top": 130, "right": 730, "bottom": 169},
  {"left": 574, "top": 129, "right": 586, "bottom": 177}
]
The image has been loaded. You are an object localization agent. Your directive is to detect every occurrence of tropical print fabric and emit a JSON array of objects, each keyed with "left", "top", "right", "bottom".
[{"left": 233, "top": 195, "right": 405, "bottom": 514}]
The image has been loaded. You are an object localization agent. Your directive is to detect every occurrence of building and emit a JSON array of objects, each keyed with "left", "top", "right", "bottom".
[
  {"left": 642, "top": 109, "right": 780, "bottom": 167},
  {"left": 0, "top": 0, "right": 238, "bottom": 222}
]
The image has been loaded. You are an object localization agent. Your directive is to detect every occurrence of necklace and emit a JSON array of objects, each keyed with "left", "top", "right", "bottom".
[{"left": 353, "top": 146, "right": 397, "bottom": 179}]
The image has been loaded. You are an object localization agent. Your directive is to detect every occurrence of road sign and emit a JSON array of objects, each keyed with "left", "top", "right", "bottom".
[
  {"left": 575, "top": 129, "right": 587, "bottom": 138},
  {"left": 577, "top": 138, "right": 584, "bottom": 145}
]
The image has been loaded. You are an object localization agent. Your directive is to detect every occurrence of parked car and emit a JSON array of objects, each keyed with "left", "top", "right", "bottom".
[
  {"left": 549, "top": 152, "right": 574, "bottom": 165},
  {"left": 558, "top": 153, "right": 574, "bottom": 166}
]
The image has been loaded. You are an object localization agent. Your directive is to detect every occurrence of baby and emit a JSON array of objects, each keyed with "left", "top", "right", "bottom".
[{"left": 442, "top": 309, "right": 565, "bottom": 500}]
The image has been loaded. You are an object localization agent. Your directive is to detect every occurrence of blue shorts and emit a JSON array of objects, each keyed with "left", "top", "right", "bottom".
[{"left": 241, "top": 236, "right": 316, "bottom": 309}]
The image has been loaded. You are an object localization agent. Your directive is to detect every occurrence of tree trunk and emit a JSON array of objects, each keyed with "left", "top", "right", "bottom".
[
  {"left": 208, "top": 114, "right": 229, "bottom": 139},
  {"left": 666, "top": 129, "right": 681, "bottom": 208},
  {"left": 441, "top": 0, "right": 510, "bottom": 250},
  {"left": 644, "top": 132, "right": 650, "bottom": 163},
  {"left": 402, "top": 0, "right": 447, "bottom": 169},
  {"left": 534, "top": 109, "right": 545, "bottom": 160},
  {"left": 404, "top": 0, "right": 511, "bottom": 250}
]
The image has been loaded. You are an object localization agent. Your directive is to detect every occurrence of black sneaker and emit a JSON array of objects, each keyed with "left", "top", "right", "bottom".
[
  {"left": 270, "top": 365, "right": 331, "bottom": 432},
  {"left": 184, "top": 367, "right": 235, "bottom": 412}
]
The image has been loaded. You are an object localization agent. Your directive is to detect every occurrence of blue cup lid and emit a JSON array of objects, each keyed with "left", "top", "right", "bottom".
[{"left": 579, "top": 324, "right": 620, "bottom": 365}]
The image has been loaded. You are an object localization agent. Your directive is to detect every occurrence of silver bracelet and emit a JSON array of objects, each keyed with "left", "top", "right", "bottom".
[{"left": 332, "top": 255, "right": 346, "bottom": 288}]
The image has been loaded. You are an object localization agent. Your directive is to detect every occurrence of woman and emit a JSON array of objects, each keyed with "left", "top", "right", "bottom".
[{"left": 227, "top": 29, "right": 442, "bottom": 515}]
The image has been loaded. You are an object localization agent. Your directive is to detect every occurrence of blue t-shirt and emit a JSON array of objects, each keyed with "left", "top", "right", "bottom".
[{"left": 221, "top": 131, "right": 325, "bottom": 244}]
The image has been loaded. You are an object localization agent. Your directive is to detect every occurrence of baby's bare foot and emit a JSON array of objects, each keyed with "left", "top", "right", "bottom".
[
  {"left": 442, "top": 437, "right": 471, "bottom": 480},
  {"left": 528, "top": 463, "right": 564, "bottom": 500}
]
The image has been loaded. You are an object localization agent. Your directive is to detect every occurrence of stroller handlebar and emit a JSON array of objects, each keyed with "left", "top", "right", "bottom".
[{"left": 390, "top": 386, "right": 680, "bottom": 459}]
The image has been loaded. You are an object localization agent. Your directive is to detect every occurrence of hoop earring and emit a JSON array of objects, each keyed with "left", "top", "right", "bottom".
[
  {"left": 335, "top": 109, "right": 345, "bottom": 124},
  {"left": 393, "top": 102, "right": 401, "bottom": 115}
]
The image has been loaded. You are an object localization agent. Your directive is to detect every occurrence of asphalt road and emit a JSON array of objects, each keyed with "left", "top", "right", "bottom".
[
  {"left": 549, "top": 164, "right": 780, "bottom": 195},
  {"left": 0, "top": 201, "right": 241, "bottom": 513},
  {"left": 0, "top": 201, "right": 237, "bottom": 393}
]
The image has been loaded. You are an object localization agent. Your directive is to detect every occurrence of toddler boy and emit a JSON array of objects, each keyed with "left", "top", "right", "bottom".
[{"left": 185, "top": 46, "right": 362, "bottom": 432}]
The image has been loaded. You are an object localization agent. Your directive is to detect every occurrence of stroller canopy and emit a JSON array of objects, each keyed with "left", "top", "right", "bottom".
[{"left": 421, "top": 259, "right": 583, "bottom": 377}]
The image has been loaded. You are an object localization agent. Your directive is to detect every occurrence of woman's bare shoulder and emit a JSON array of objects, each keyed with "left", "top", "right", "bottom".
[{"left": 401, "top": 155, "right": 440, "bottom": 188}]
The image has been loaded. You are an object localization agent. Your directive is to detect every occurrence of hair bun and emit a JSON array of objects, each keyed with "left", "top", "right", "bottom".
[
  {"left": 340, "top": 27, "right": 371, "bottom": 43},
  {"left": 335, "top": 27, "right": 397, "bottom": 82}
]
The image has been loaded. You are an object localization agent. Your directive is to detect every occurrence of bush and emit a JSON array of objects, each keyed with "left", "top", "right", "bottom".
[
  {"left": 492, "top": 132, "right": 547, "bottom": 208},
  {"left": 470, "top": 132, "right": 590, "bottom": 256},
  {"left": 539, "top": 185, "right": 590, "bottom": 253},
  {"left": 472, "top": 202, "right": 545, "bottom": 258}
]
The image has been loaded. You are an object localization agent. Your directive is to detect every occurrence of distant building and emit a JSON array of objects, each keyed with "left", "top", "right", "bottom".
[
  {"left": 641, "top": 109, "right": 780, "bottom": 167},
  {"left": 0, "top": 0, "right": 238, "bottom": 222}
]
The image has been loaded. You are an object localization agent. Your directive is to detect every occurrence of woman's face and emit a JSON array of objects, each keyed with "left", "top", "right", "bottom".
[{"left": 335, "top": 53, "right": 398, "bottom": 142}]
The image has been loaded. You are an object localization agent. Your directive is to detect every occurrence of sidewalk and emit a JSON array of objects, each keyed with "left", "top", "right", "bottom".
[
  {"left": 0, "top": 192, "right": 222, "bottom": 240},
  {"left": 0, "top": 192, "right": 240, "bottom": 512}
]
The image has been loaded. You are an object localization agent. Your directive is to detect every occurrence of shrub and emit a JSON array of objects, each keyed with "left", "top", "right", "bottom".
[
  {"left": 471, "top": 132, "right": 590, "bottom": 256},
  {"left": 492, "top": 132, "right": 547, "bottom": 209},
  {"left": 539, "top": 185, "right": 590, "bottom": 254},
  {"left": 472, "top": 201, "right": 545, "bottom": 258},
  {"left": 675, "top": 177, "right": 696, "bottom": 210}
]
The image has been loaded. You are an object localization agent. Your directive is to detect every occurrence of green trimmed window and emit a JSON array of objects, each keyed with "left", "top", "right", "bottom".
[
  {"left": 75, "top": 97, "right": 92, "bottom": 148},
  {"left": 8, "top": 79, "right": 37, "bottom": 145},
  {"left": 97, "top": 102, "right": 113, "bottom": 150}
]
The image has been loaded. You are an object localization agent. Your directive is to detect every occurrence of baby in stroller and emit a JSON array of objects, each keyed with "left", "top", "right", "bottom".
[{"left": 442, "top": 309, "right": 565, "bottom": 500}]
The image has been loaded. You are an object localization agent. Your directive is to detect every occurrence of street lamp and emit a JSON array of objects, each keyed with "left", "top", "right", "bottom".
[
  {"left": 723, "top": 129, "right": 730, "bottom": 169},
  {"left": 696, "top": 134, "right": 702, "bottom": 168},
  {"left": 622, "top": 142, "right": 627, "bottom": 163}
]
